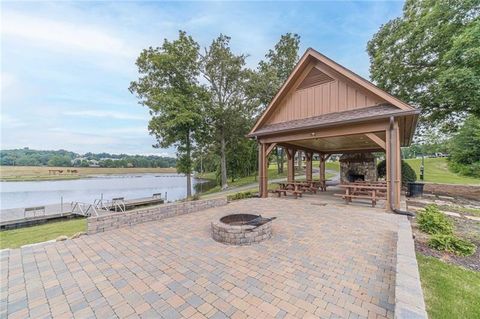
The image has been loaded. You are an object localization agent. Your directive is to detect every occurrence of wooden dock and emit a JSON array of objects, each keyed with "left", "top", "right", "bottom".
[
  {"left": 1, "top": 194, "right": 166, "bottom": 229},
  {"left": 103, "top": 196, "right": 165, "bottom": 212}
]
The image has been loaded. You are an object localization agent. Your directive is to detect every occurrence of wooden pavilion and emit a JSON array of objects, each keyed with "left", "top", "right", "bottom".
[{"left": 248, "top": 48, "right": 419, "bottom": 211}]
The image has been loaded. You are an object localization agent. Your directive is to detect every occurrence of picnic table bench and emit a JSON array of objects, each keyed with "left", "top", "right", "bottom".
[
  {"left": 24, "top": 206, "right": 46, "bottom": 218},
  {"left": 306, "top": 179, "right": 331, "bottom": 192},
  {"left": 271, "top": 182, "right": 309, "bottom": 198},
  {"left": 334, "top": 184, "right": 387, "bottom": 207}
]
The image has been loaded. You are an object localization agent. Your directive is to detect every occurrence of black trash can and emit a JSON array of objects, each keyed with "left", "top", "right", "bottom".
[{"left": 407, "top": 182, "right": 424, "bottom": 197}]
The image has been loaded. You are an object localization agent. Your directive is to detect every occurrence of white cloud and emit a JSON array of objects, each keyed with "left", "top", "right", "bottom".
[
  {"left": 1, "top": 11, "right": 136, "bottom": 58},
  {"left": 0, "top": 114, "right": 27, "bottom": 128},
  {"left": 63, "top": 110, "right": 146, "bottom": 121},
  {"left": 1, "top": 72, "right": 16, "bottom": 90}
]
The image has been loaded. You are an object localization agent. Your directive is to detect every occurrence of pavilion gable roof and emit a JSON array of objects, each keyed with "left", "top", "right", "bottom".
[{"left": 250, "top": 48, "right": 416, "bottom": 136}]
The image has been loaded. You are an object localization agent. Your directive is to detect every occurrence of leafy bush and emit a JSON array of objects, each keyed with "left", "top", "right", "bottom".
[
  {"left": 428, "top": 234, "right": 477, "bottom": 256},
  {"left": 416, "top": 205, "right": 454, "bottom": 235},
  {"left": 449, "top": 161, "right": 480, "bottom": 178},
  {"left": 227, "top": 191, "right": 256, "bottom": 201},
  {"left": 377, "top": 159, "right": 417, "bottom": 185}
]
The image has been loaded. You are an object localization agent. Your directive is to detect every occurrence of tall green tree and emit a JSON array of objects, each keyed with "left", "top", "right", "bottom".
[
  {"left": 250, "top": 33, "right": 301, "bottom": 173},
  {"left": 254, "top": 33, "right": 301, "bottom": 110},
  {"left": 200, "top": 34, "right": 253, "bottom": 190},
  {"left": 367, "top": 0, "right": 480, "bottom": 129},
  {"left": 130, "top": 31, "right": 207, "bottom": 197}
]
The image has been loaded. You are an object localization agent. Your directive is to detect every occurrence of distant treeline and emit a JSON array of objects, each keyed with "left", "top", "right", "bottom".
[{"left": 0, "top": 148, "right": 176, "bottom": 168}]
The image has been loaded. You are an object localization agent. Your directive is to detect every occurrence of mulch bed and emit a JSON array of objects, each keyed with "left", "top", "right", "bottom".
[{"left": 412, "top": 216, "right": 480, "bottom": 272}]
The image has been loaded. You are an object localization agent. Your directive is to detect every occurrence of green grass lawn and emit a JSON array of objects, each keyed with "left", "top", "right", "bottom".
[
  {"left": 0, "top": 218, "right": 87, "bottom": 249},
  {"left": 417, "top": 254, "right": 480, "bottom": 319},
  {"left": 197, "top": 162, "right": 338, "bottom": 195},
  {"left": 198, "top": 167, "right": 287, "bottom": 195},
  {"left": 405, "top": 158, "right": 480, "bottom": 185}
]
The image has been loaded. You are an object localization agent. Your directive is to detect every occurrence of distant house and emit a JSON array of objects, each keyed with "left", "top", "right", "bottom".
[{"left": 89, "top": 159, "right": 100, "bottom": 167}]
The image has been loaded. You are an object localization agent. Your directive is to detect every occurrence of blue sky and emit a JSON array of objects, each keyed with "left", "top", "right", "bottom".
[{"left": 1, "top": 1, "right": 404, "bottom": 156}]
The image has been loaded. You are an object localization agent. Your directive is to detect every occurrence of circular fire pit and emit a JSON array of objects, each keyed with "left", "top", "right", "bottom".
[{"left": 212, "top": 214, "right": 273, "bottom": 245}]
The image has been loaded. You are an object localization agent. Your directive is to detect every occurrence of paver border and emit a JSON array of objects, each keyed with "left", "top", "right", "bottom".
[{"left": 394, "top": 215, "right": 428, "bottom": 319}]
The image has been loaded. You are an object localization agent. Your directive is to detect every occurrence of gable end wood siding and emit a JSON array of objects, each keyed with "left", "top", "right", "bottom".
[{"left": 265, "top": 63, "right": 387, "bottom": 125}]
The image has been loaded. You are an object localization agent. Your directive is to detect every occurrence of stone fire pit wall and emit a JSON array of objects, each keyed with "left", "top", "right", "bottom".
[{"left": 212, "top": 219, "right": 272, "bottom": 245}]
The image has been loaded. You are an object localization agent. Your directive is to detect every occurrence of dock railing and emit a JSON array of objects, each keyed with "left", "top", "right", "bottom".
[{"left": 71, "top": 202, "right": 100, "bottom": 217}]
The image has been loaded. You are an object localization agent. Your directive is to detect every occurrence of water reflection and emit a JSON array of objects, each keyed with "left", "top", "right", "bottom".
[{"left": 0, "top": 173, "right": 217, "bottom": 210}]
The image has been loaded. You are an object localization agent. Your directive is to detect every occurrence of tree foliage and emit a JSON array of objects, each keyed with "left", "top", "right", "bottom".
[
  {"left": 129, "top": 32, "right": 301, "bottom": 193},
  {"left": 367, "top": 0, "right": 480, "bottom": 129},
  {"left": 130, "top": 31, "right": 207, "bottom": 196},
  {"left": 250, "top": 33, "right": 301, "bottom": 110},
  {"left": 249, "top": 33, "right": 301, "bottom": 173},
  {"left": 200, "top": 34, "right": 255, "bottom": 189},
  {"left": 0, "top": 148, "right": 176, "bottom": 167},
  {"left": 448, "top": 115, "right": 480, "bottom": 177}
]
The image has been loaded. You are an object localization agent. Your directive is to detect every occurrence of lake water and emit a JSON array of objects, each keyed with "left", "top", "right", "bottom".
[{"left": 0, "top": 173, "right": 216, "bottom": 210}]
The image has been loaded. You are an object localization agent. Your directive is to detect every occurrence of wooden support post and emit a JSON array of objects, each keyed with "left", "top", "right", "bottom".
[
  {"left": 305, "top": 152, "right": 313, "bottom": 181},
  {"left": 258, "top": 143, "right": 264, "bottom": 197},
  {"left": 286, "top": 147, "right": 295, "bottom": 182},
  {"left": 385, "top": 129, "right": 391, "bottom": 211},
  {"left": 394, "top": 120, "right": 402, "bottom": 209},
  {"left": 258, "top": 143, "right": 270, "bottom": 198}
]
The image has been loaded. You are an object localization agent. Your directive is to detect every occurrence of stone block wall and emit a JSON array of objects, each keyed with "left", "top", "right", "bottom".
[
  {"left": 423, "top": 183, "right": 480, "bottom": 201},
  {"left": 211, "top": 221, "right": 272, "bottom": 245},
  {"left": 340, "top": 152, "right": 377, "bottom": 183},
  {"left": 87, "top": 198, "right": 228, "bottom": 234}
]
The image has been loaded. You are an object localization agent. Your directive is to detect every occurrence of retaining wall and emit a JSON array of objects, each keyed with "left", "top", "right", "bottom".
[
  {"left": 423, "top": 183, "right": 480, "bottom": 201},
  {"left": 87, "top": 198, "right": 228, "bottom": 234}
]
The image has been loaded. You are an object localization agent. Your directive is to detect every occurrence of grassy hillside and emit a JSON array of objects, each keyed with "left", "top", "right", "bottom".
[{"left": 405, "top": 158, "right": 479, "bottom": 185}]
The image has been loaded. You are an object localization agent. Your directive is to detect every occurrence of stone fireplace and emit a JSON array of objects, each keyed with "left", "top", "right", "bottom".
[{"left": 340, "top": 153, "right": 377, "bottom": 183}]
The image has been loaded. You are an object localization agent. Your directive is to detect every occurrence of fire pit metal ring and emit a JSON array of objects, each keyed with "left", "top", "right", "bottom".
[{"left": 212, "top": 213, "right": 273, "bottom": 245}]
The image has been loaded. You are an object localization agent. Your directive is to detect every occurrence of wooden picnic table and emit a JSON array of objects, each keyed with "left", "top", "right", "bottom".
[
  {"left": 271, "top": 182, "right": 311, "bottom": 198},
  {"left": 334, "top": 183, "right": 387, "bottom": 207},
  {"left": 305, "top": 179, "right": 331, "bottom": 192}
]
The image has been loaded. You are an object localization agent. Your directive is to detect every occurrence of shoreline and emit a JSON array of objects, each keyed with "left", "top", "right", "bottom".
[{"left": 0, "top": 166, "right": 178, "bottom": 182}]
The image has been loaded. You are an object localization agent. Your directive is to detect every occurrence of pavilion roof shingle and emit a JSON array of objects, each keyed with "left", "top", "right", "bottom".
[{"left": 250, "top": 104, "right": 416, "bottom": 137}]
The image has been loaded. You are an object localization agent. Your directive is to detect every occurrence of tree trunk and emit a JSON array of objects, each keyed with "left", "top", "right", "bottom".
[
  {"left": 297, "top": 150, "right": 303, "bottom": 171},
  {"left": 276, "top": 147, "right": 285, "bottom": 174},
  {"left": 186, "top": 172, "right": 192, "bottom": 198},
  {"left": 220, "top": 134, "right": 228, "bottom": 190},
  {"left": 186, "top": 133, "right": 192, "bottom": 198},
  {"left": 279, "top": 148, "right": 284, "bottom": 173}
]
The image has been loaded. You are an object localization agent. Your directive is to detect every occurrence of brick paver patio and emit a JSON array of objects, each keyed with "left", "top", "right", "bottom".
[{"left": 1, "top": 197, "right": 400, "bottom": 318}]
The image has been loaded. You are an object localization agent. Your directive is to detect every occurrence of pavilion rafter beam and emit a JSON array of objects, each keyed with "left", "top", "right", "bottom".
[
  {"left": 365, "top": 133, "right": 386, "bottom": 150},
  {"left": 258, "top": 121, "right": 389, "bottom": 144},
  {"left": 265, "top": 143, "right": 277, "bottom": 156},
  {"left": 281, "top": 142, "right": 384, "bottom": 155},
  {"left": 320, "top": 147, "right": 385, "bottom": 154},
  {"left": 279, "top": 143, "right": 321, "bottom": 155}
]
